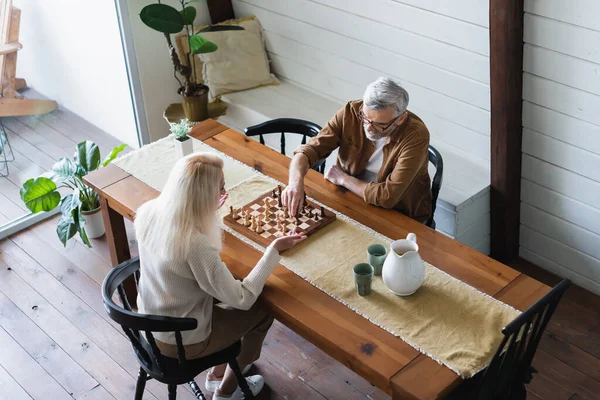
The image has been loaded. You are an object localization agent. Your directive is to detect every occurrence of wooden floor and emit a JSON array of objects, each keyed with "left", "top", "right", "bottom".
[
  {"left": 1, "top": 96, "right": 599, "bottom": 400},
  {"left": 0, "top": 88, "right": 127, "bottom": 226}
]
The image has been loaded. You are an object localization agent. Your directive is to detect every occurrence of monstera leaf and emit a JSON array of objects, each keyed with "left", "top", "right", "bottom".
[
  {"left": 75, "top": 140, "right": 101, "bottom": 174},
  {"left": 20, "top": 177, "right": 61, "bottom": 213},
  {"left": 102, "top": 144, "right": 127, "bottom": 167},
  {"left": 140, "top": 4, "right": 184, "bottom": 34}
]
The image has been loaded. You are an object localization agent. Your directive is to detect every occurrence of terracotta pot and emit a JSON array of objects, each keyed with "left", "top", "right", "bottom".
[
  {"left": 81, "top": 207, "right": 105, "bottom": 239},
  {"left": 181, "top": 91, "right": 208, "bottom": 122}
]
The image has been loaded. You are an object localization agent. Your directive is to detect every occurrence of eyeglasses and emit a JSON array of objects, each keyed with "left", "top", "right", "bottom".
[{"left": 359, "top": 109, "right": 401, "bottom": 131}]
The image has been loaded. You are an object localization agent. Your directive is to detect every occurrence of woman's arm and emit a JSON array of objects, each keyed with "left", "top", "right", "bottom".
[{"left": 188, "top": 243, "right": 281, "bottom": 310}]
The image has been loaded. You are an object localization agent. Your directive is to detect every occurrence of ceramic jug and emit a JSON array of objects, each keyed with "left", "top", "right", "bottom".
[{"left": 382, "top": 233, "right": 425, "bottom": 296}]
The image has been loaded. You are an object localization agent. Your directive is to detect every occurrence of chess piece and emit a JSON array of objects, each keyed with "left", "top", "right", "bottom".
[
  {"left": 272, "top": 189, "right": 277, "bottom": 198},
  {"left": 276, "top": 215, "right": 282, "bottom": 231},
  {"left": 303, "top": 193, "right": 307, "bottom": 207},
  {"left": 251, "top": 215, "right": 257, "bottom": 231},
  {"left": 257, "top": 218, "right": 264, "bottom": 234},
  {"left": 263, "top": 208, "right": 270, "bottom": 223},
  {"left": 244, "top": 211, "right": 251, "bottom": 227},
  {"left": 277, "top": 185, "right": 282, "bottom": 198},
  {"left": 229, "top": 206, "right": 234, "bottom": 216},
  {"left": 313, "top": 210, "right": 320, "bottom": 221},
  {"left": 320, "top": 206, "right": 325, "bottom": 217},
  {"left": 263, "top": 198, "right": 271, "bottom": 210},
  {"left": 282, "top": 223, "right": 288, "bottom": 234},
  {"left": 278, "top": 193, "right": 282, "bottom": 208},
  {"left": 283, "top": 206, "right": 289, "bottom": 219},
  {"left": 295, "top": 216, "right": 300, "bottom": 226}
]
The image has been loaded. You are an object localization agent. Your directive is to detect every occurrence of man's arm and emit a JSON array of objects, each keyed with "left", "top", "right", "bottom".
[
  {"left": 283, "top": 103, "right": 349, "bottom": 215},
  {"left": 363, "top": 137, "right": 429, "bottom": 209},
  {"left": 324, "top": 164, "right": 368, "bottom": 198},
  {"left": 283, "top": 153, "right": 310, "bottom": 216}
]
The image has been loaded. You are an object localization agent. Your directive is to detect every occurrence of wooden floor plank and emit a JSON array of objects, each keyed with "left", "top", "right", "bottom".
[
  {"left": 532, "top": 350, "right": 600, "bottom": 400},
  {"left": 16, "top": 114, "right": 80, "bottom": 154},
  {"left": 0, "top": 291, "right": 99, "bottom": 398},
  {"left": 0, "top": 326, "right": 73, "bottom": 400},
  {"left": 539, "top": 332, "right": 600, "bottom": 383},
  {"left": 1, "top": 119, "right": 56, "bottom": 170},
  {"left": 0, "top": 363, "right": 33, "bottom": 400},
  {"left": 2, "top": 117, "right": 70, "bottom": 162},
  {"left": 0, "top": 181, "right": 27, "bottom": 218},
  {"left": 0, "top": 237, "right": 196, "bottom": 400},
  {"left": 0, "top": 256, "right": 156, "bottom": 400},
  {"left": 4, "top": 229, "right": 121, "bottom": 331}
]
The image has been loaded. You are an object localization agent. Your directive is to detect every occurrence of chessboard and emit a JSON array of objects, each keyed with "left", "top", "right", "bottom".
[{"left": 223, "top": 185, "right": 336, "bottom": 250}]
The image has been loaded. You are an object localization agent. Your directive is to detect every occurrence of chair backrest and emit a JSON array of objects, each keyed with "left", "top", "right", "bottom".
[
  {"left": 101, "top": 257, "right": 198, "bottom": 377},
  {"left": 474, "top": 278, "right": 572, "bottom": 400},
  {"left": 245, "top": 118, "right": 326, "bottom": 173},
  {"left": 426, "top": 145, "right": 443, "bottom": 228}
]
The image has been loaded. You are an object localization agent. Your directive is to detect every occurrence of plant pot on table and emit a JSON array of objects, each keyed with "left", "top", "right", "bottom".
[{"left": 174, "top": 135, "right": 194, "bottom": 158}]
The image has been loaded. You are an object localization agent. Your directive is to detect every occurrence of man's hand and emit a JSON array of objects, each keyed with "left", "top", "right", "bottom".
[
  {"left": 325, "top": 164, "right": 348, "bottom": 186},
  {"left": 281, "top": 182, "right": 304, "bottom": 216}
]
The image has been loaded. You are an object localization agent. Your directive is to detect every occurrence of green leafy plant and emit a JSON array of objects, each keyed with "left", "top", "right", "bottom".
[
  {"left": 140, "top": 0, "right": 244, "bottom": 97},
  {"left": 20, "top": 140, "right": 126, "bottom": 247},
  {"left": 170, "top": 118, "right": 192, "bottom": 141}
]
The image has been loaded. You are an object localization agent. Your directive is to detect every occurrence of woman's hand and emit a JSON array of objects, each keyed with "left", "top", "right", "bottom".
[
  {"left": 271, "top": 229, "right": 306, "bottom": 252},
  {"left": 217, "top": 193, "right": 229, "bottom": 209}
]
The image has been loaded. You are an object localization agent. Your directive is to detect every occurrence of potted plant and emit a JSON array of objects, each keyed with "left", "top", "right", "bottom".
[
  {"left": 139, "top": 1, "right": 243, "bottom": 122},
  {"left": 171, "top": 118, "right": 193, "bottom": 157},
  {"left": 20, "top": 140, "right": 126, "bottom": 247}
]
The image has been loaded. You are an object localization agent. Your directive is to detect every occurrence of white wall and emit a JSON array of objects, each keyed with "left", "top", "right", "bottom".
[
  {"left": 232, "top": 0, "right": 491, "bottom": 164},
  {"left": 126, "top": 0, "right": 211, "bottom": 143},
  {"left": 14, "top": 0, "right": 138, "bottom": 148},
  {"left": 520, "top": 0, "right": 600, "bottom": 294}
]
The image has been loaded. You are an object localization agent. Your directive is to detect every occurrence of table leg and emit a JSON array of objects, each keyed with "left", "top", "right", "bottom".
[{"left": 100, "top": 195, "right": 136, "bottom": 306}]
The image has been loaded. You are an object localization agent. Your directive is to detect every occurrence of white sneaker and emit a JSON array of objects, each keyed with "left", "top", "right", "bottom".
[
  {"left": 212, "top": 375, "right": 264, "bottom": 400},
  {"left": 204, "top": 364, "right": 253, "bottom": 393}
]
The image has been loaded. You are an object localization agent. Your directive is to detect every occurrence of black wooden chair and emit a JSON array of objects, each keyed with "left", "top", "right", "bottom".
[
  {"left": 448, "top": 278, "right": 572, "bottom": 400},
  {"left": 245, "top": 118, "right": 326, "bottom": 174},
  {"left": 102, "top": 257, "right": 254, "bottom": 400},
  {"left": 426, "top": 145, "right": 443, "bottom": 229}
]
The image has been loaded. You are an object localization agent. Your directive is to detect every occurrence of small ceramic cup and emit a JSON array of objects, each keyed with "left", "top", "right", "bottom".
[
  {"left": 367, "top": 244, "right": 388, "bottom": 276},
  {"left": 353, "top": 263, "right": 374, "bottom": 296}
]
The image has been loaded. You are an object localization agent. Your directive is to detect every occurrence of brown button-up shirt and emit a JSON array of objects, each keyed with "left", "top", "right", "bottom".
[{"left": 294, "top": 100, "right": 432, "bottom": 222}]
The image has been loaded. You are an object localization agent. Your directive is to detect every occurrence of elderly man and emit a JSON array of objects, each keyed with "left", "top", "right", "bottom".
[{"left": 282, "top": 77, "right": 432, "bottom": 223}]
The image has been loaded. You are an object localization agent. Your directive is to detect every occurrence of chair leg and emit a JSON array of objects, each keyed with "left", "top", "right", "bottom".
[
  {"left": 134, "top": 367, "right": 147, "bottom": 400},
  {"left": 168, "top": 384, "right": 177, "bottom": 400},
  {"left": 188, "top": 380, "right": 206, "bottom": 400},
  {"left": 229, "top": 360, "right": 254, "bottom": 399}
]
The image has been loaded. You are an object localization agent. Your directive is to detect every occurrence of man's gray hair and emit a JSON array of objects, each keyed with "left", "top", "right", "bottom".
[{"left": 363, "top": 77, "right": 409, "bottom": 115}]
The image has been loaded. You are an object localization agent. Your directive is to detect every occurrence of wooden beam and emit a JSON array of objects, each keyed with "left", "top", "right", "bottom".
[
  {"left": 0, "top": 98, "right": 57, "bottom": 117},
  {"left": 206, "top": 0, "right": 234, "bottom": 24},
  {"left": 489, "top": 0, "right": 524, "bottom": 263}
]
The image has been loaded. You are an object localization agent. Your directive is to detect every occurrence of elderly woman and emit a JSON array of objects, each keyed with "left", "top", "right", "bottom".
[
  {"left": 282, "top": 77, "right": 432, "bottom": 223},
  {"left": 134, "top": 153, "right": 305, "bottom": 400}
]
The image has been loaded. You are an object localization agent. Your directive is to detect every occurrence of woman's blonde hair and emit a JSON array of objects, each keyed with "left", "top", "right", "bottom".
[{"left": 134, "top": 152, "right": 224, "bottom": 260}]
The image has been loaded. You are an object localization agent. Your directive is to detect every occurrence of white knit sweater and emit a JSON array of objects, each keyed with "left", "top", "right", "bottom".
[{"left": 136, "top": 234, "right": 281, "bottom": 345}]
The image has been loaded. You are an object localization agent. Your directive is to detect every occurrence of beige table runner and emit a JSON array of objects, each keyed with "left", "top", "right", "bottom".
[{"left": 113, "top": 136, "right": 520, "bottom": 378}]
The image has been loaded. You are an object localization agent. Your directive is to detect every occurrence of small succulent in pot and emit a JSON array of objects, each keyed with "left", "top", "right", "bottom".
[{"left": 170, "top": 118, "right": 192, "bottom": 142}]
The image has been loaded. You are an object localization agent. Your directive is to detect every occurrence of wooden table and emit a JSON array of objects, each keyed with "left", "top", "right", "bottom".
[{"left": 84, "top": 120, "right": 550, "bottom": 400}]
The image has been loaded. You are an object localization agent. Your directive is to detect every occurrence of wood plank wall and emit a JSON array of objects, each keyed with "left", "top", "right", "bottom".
[{"left": 520, "top": 0, "right": 600, "bottom": 295}]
